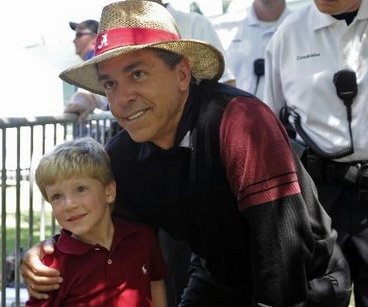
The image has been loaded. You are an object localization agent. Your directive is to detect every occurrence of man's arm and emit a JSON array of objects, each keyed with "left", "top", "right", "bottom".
[
  {"left": 64, "top": 90, "right": 109, "bottom": 122},
  {"left": 21, "top": 240, "right": 62, "bottom": 300},
  {"left": 219, "top": 97, "right": 313, "bottom": 305}
]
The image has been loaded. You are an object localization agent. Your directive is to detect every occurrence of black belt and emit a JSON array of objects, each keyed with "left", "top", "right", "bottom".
[
  {"left": 325, "top": 160, "right": 360, "bottom": 184},
  {"left": 304, "top": 153, "right": 368, "bottom": 205},
  {"left": 303, "top": 152, "right": 367, "bottom": 184}
]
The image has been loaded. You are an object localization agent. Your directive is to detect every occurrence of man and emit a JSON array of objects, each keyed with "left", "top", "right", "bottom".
[
  {"left": 65, "top": 19, "right": 108, "bottom": 122},
  {"left": 69, "top": 19, "right": 99, "bottom": 61},
  {"left": 263, "top": 0, "right": 368, "bottom": 306},
  {"left": 143, "top": 2, "right": 235, "bottom": 305},
  {"left": 22, "top": 1, "right": 351, "bottom": 306},
  {"left": 65, "top": 1, "right": 235, "bottom": 125},
  {"left": 213, "top": 0, "right": 290, "bottom": 98}
]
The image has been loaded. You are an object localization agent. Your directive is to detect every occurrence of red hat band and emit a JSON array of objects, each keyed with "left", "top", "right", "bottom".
[{"left": 95, "top": 27, "right": 180, "bottom": 56}]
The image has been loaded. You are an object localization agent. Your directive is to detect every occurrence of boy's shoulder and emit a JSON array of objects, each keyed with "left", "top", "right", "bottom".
[{"left": 113, "top": 217, "right": 157, "bottom": 240}]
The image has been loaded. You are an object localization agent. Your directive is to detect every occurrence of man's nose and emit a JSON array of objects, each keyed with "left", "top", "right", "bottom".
[{"left": 110, "top": 86, "right": 136, "bottom": 107}]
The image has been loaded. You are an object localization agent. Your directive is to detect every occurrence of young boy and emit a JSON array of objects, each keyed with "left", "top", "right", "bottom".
[{"left": 26, "top": 137, "right": 167, "bottom": 307}]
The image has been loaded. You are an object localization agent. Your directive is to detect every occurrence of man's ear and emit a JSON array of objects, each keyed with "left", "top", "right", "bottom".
[{"left": 177, "top": 58, "right": 192, "bottom": 91}]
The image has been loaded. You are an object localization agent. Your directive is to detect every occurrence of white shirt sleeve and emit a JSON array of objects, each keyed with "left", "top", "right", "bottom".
[{"left": 263, "top": 35, "right": 286, "bottom": 117}]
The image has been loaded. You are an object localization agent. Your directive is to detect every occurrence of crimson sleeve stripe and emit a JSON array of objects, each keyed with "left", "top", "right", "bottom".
[
  {"left": 240, "top": 171, "right": 299, "bottom": 196},
  {"left": 239, "top": 180, "right": 301, "bottom": 211}
]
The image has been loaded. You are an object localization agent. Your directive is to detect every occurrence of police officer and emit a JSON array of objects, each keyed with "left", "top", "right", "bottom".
[
  {"left": 264, "top": 0, "right": 368, "bottom": 306},
  {"left": 214, "top": 0, "right": 290, "bottom": 99}
]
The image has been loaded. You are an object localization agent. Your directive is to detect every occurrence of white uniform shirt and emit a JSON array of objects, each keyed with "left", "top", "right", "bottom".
[
  {"left": 213, "top": 5, "right": 291, "bottom": 98},
  {"left": 166, "top": 4, "right": 235, "bottom": 83},
  {"left": 264, "top": 1, "right": 368, "bottom": 162}
]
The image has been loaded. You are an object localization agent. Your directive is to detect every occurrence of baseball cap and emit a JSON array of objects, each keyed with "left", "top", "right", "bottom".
[{"left": 69, "top": 19, "right": 99, "bottom": 34}]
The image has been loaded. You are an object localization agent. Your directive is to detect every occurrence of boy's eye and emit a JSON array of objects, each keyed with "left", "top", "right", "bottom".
[
  {"left": 76, "top": 186, "right": 88, "bottom": 193},
  {"left": 51, "top": 194, "right": 62, "bottom": 202}
]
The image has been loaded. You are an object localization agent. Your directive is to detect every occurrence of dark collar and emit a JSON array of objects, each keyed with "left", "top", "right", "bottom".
[{"left": 333, "top": 10, "right": 358, "bottom": 25}]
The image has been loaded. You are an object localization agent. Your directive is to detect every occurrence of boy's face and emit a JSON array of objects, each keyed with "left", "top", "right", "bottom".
[{"left": 45, "top": 177, "right": 116, "bottom": 244}]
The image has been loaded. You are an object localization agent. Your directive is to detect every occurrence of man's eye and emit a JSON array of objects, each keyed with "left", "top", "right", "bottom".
[
  {"left": 103, "top": 80, "right": 115, "bottom": 90},
  {"left": 133, "top": 70, "right": 145, "bottom": 79}
]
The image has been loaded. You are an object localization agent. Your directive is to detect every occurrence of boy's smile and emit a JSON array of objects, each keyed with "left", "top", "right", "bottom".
[{"left": 45, "top": 177, "right": 115, "bottom": 247}]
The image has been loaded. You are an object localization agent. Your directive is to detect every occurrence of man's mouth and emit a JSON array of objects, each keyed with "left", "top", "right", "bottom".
[{"left": 125, "top": 110, "right": 146, "bottom": 121}]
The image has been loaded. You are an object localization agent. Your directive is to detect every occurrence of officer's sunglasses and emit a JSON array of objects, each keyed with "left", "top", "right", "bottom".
[{"left": 75, "top": 31, "right": 94, "bottom": 39}]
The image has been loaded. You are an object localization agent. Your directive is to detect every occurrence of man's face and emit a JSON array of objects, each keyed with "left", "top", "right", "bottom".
[
  {"left": 313, "top": 0, "right": 361, "bottom": 14},
  {"left": 73, "top": 26, "right": 96, "bottom": 59},
  {"left": 97, "top": 49, "right": 191, "bottom": 149},
  {"left": 256, "top": 0, "right": 285, "bottom": 6}
]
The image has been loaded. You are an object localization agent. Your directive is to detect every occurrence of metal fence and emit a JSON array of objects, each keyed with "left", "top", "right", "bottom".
[{"left": 0, "top": 111, "right": 117, "bottom": 307}]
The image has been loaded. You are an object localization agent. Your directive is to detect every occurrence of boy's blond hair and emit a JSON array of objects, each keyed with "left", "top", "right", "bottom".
[{"left": 35, "top": 137, "right": 114, "bottom": 202}]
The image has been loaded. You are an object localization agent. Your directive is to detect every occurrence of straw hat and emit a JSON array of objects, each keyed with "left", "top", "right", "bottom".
[{"left": 59, "top": 0, "right": 225, "bottom": 95}]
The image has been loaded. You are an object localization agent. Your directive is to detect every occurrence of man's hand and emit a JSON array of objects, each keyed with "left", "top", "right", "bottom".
[
  {"left": 64, "top": 91, "right": 97, "bottom": 122},
  {"left": 21, "top": 239, "right": 63, "bottom": 300}
]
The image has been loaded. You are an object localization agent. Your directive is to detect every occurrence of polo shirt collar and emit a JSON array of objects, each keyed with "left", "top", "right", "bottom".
[
  {"left": 84, "top": 49, "right": 95, "bottom": 61},
  {"left": 247, "top": 4, "right": 290, "bottom": 28},
  {"left": 311, "top": 0, "right": 367, "bottom": 31},
  {"left": 56, "top": 218, "right": 138, "bottom": 255},
  {"left": 246, "top": 5, "right": 259, "bottom": 26}
]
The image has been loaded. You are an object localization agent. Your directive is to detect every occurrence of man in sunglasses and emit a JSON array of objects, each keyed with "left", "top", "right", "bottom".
[
  {"left": 65, "top": 19, "right": 109, "bottom": 122},
  {"left": 69, "top": 19, "right": 98, "bottom": 61}
]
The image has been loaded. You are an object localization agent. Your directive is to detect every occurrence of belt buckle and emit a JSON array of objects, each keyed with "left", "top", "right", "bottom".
[{"left": 343, "top": 164, "right": 360, "bottom": 185}]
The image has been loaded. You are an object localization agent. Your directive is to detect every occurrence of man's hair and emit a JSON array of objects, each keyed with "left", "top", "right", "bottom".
[
  {"left": 151, "top": 48, "right": 184, "bottom": 69},
  {"left": 95, "top": 48, "right": 185, "bottom": 78},
  {"left": 35, "top": 137, "right": 114, "bottom": 201}
]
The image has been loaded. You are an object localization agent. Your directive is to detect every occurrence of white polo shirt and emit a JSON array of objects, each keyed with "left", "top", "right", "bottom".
[
  {"left": 264, "top": 1, "right": 368, "bottom": 162},
  {"left": 213, "top": 5, "right": 291, "bottom": 98},
  {"left": 166, "top": 4, "right": 235, "bottom": 84}
]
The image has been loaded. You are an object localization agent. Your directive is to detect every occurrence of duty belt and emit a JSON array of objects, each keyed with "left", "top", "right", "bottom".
[
  {"left": 325, "top": 160, "right": 362, "bottom": 184},
  {"left": 303, "top": 153, "right": 368, "bottom": 185},
  {"left": 303, "top": 153, "right": 368, "bottom": 205}
]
